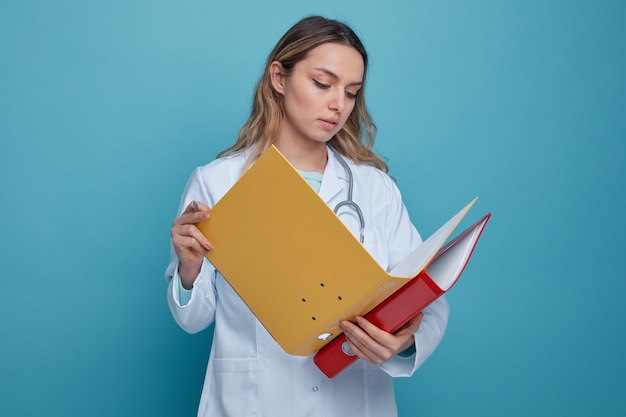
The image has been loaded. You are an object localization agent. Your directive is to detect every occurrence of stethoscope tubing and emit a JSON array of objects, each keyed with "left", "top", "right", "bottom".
[{"left": 329, "top": 146, "right": 365, "bottom": 244}]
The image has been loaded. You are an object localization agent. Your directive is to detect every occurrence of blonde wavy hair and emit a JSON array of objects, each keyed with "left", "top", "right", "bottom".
[{"left": 218, "top": 15, "right": 388, "bottom": 172}]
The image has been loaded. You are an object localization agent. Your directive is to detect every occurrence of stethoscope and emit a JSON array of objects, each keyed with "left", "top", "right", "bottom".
[{"left": 329, "top": 146, "right": 365, "bottom": 244}]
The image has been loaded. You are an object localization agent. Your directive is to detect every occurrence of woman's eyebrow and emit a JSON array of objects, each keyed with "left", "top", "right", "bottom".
[{"left": 313, "top": 67, "right": 363, "bottom": 87}]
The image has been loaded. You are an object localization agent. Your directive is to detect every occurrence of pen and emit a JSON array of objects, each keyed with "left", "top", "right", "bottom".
[{"left": 193, "top": 200, "right": 198, "bottom": 212}]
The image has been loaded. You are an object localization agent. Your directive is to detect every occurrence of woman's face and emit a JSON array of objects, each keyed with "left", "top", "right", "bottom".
[{"left": 271, "top": 42, "right": 364, "bottom": 149}]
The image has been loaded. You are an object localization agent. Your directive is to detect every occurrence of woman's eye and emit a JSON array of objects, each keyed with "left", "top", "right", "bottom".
[
  {"left": 313, "top": 79, "right": 330, "bottom": 89},
  {"left": 346, "top": 91, "right": 357, "bottom": 100}
]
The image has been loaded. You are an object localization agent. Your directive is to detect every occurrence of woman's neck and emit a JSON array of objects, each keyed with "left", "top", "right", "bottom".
[{"left": 273, "top": 138, "right": 328, "bottom": 173}]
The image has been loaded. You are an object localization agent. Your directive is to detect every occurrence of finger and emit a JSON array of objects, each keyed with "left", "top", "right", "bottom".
[
  {"left": 181, "top": 200, "right": 198, "bottom": 215},
  {"left": 172, "top": 223, "right": 214, "bottom": 251},
  {"left": 179, "top": 200, "right": 211, "bottom": 218},
  {"left": 189, "top": 200, "right": 212, "bottom": 213},
  {"left": 174, "top": 208, "right": 210, "bottom": 227},
  {"left": 341, "top": 336, "right": 374, "bottom": 364},
  {"left": 352, "top": 316, "right": 393, "bottom": 346},
  {"left": 359, "top": 313, "right": 420, "bottom": 354},
  {"left": 173, "top": 234, "right": 211, "bottom": 259},
  {"left": 340, "top": 319, "right": 390, "bottom": 364},
  {"left": 340, "top": 325, "right": 374, "bottom": 363},
  {"left": 342, "top": 330, "right": 388, "bottom": 365},
  {"left": 390, "top": 314, "right": 422, "bottom": 354},
  {"left": 190, "top": 200, "right": 212, "bottom": 212},
  {"left": 343, "top": 316, "right": 418, "bottom": 361},
  {"left": 395, "top": 312, "right": 423, "bottom": 336}
]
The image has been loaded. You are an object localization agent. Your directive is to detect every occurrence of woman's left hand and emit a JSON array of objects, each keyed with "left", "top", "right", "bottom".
[{"left": 339, "top": 312, "right": 423, "bottom": 365}]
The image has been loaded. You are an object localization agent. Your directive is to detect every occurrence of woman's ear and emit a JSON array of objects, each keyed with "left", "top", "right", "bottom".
[{"left": 269, "top": 61, "right": 285, "bottom": 95}]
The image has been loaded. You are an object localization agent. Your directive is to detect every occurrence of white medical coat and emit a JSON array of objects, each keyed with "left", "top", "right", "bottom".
[{"left": 165, "top": 146, "right": 450, "bottom": 417}]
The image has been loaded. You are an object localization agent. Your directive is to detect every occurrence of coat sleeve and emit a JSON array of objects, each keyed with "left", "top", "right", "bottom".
[
  {"left": 165, "top": 167, "right": 218, "bottom": 334},
  {"left": 376, "top": 176, "right": 450, "bottom": 377}
]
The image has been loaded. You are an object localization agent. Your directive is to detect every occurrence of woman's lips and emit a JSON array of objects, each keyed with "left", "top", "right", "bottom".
[{"left": 319, "top": 118, "right": 338, "bottom": 130}]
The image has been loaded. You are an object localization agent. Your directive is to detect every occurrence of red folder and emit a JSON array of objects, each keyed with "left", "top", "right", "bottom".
[{"left": 313, "top": 213, "right": 491, "bottom": 378}]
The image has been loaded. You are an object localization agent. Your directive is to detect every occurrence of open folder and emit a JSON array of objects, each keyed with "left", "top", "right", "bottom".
[
  {"left": 197, "top": 145, "right": 489, "bottom": 357},
  {"left": 314, "top": 212, "right": 490, "bottom": 377}
]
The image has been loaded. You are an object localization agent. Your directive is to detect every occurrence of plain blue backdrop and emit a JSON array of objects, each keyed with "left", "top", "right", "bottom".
[{"left": 1, "top": 1, "right": 624, "bottom": 416}]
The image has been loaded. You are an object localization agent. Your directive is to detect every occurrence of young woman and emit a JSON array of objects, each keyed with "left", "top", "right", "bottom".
[{"left": 166, "top": 15, "right": 449, "bottom": 417}]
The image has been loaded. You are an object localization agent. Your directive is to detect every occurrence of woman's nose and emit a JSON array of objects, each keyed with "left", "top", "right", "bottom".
[{"left": 329, "top": 90, "right": 345, "bottom": 112}]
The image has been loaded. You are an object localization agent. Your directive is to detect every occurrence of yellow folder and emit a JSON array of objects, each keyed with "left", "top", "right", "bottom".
[{"left": 197, "top": 145, "right": 475, "bottom": 356}]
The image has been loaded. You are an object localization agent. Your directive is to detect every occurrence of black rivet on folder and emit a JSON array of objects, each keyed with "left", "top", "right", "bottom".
[
  {"left": 338, "top": 296, "right": 342, "bottom": 301},
  {"left": 301, "top": 298, "right": 306, "bottom": 302},
  {"left": 312, "top": 317, "right": 316, "bottom": 320},
  {"left": 320, "top": 283, "right": 325, "bottom": 287}
]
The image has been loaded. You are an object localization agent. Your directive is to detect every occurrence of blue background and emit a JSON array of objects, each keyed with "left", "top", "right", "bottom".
[{"left": 1, "top": 1, "right": 624, "bottom": 416}]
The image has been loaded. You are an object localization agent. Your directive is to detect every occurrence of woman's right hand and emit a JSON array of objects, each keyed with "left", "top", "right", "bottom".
[{"left": 171, "top": 200, "right": 215, "bottom": 289}]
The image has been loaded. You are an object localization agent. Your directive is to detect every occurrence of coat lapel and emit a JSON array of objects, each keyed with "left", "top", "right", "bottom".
[{"left": 318, "top": 146, "right": 348, "bottom": 204}]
